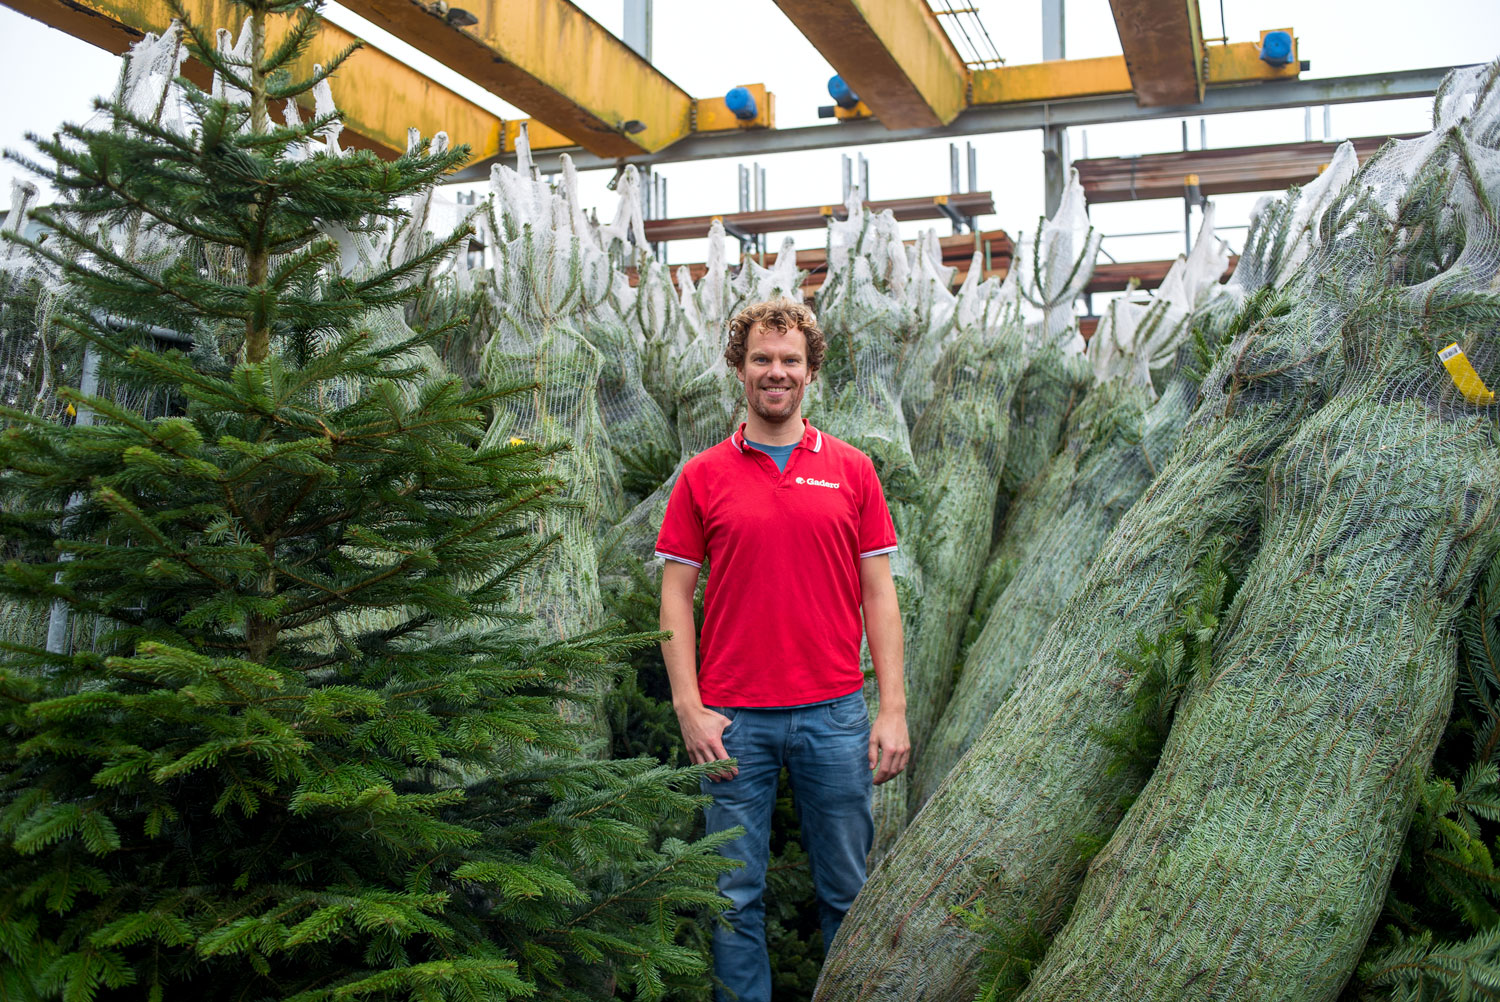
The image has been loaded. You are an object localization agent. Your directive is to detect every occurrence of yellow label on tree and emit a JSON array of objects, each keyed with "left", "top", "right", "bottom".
[{"left": 1440, "top": 342, "right": 1495, "bottom": 405}]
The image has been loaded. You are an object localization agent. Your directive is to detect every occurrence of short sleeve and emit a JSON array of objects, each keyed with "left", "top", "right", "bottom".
[
  {"left": 858, "top": 456, "right": 898, "bottom": 559},
  {"left": 655, "top": 469, "right": 706, "bottom": 568}
]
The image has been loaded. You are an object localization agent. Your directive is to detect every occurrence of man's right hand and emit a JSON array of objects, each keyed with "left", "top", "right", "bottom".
[{"left": 677, "top": 704, "right": 738, "bottom": 781}]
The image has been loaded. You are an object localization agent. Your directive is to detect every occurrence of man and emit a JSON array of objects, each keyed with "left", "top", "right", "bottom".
[{"left": 655, "top": 298, "right": 909, "bottom": 1002}]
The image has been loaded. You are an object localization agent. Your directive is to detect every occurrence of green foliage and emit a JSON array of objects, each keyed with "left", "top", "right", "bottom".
[
  {"left": 962, "top": 900, "right": 1051, "bottom": 1002},
  {"left": 1089, "top": 538, "right": 1234, "bottom": 810},
  {"left": 0, "top": 1, "right": 730, "bottom": 998},
  {"left": 1347, "top": 551, "right": 1500, "bottom": 1002},
  {"left": 964, "top": 543, "right": 1237, "bottom": 1001}
]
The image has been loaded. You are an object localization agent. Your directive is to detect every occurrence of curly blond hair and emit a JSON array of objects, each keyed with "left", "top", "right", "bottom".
[{"left": 724, "top": 298, "right": 825, "bottom": 376}]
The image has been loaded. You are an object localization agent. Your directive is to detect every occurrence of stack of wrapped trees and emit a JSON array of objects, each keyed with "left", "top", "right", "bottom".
[
  {"left": 816, "top": 60, "right": 1500, "bottom": 1002},
  {"left": 808, "top": 184, "right": 1103, "bottom": 856}
]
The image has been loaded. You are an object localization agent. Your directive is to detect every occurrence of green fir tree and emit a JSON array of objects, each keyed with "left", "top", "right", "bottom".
[{"left": 0, "top": 2, "right": 732, "bottom": 999}]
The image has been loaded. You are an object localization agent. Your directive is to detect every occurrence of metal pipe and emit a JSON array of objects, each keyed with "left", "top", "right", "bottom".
[
  {"left": 1042, "top": 0, "right": 1065, "bottom": 60},
  {"left": 756, "top": 164, "right": 768, "bottom": 258},
  {"left": 1101, "top": 224, "right": 1248, "bottom": 239},
  {"left": 1323, "top": 104, "right": 1331, "bottom": 139},
  {"left": 1304, "top": 106, "right": 1312, "bottom": 142},
  {"left": 950, "top": 143, "right": 961, "bottom": 194},
  {"left": 1042, "top": 124, "right": 1066, "bottom": 217},
  {"left": 967, "top": 142, "right": 978, "bottom": 193},
  {"left": 859, "top": 154, "right": 869, "bottom": 200},
  {"left": 45, "top": 344, "right": 100, "bottom": 656}
]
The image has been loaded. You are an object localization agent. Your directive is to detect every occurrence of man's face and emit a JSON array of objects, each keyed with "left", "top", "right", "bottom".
[{"left": 738, "top": 323, "right": 812, "bottom": 425}]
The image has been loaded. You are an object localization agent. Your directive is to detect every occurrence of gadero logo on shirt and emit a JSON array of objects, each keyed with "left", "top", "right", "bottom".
[{"left": 794, "top": 476, "right": 841, "bottom": 489}]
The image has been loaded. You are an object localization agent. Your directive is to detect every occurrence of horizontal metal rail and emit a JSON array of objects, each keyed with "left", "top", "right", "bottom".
[{"left": 473, "top": 65, "right": 1463, "bottom": 179}]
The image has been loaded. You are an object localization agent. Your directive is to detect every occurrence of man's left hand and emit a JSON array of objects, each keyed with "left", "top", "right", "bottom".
[{"left": 869, "top": 707, "right": 910, "bottom": 786}]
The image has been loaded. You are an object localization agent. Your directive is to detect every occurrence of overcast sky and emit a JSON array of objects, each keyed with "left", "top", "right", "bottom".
[{"left": 2, "top": 0, "right": 1498, "bottom": 268}]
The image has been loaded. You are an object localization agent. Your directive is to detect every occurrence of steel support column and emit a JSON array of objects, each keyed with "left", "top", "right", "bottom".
[{"left": 1041, "top": 0, "right": 1067, "bottom": 217}]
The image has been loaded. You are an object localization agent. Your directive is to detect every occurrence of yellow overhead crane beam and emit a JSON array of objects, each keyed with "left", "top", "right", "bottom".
[
  {"left": 968, "top": 40, "right": 1299, "bottom": 105},
  {"left": 772, "top": 0, "right": 968, "bottom": 129},
  {"left": 1107, "top": 0, "right": 1207, "bottom": 105},
  {"left": 334, "top": 0, "right": 696, "bottom": 158},
  {"left": 0, "top": 0, "right": 501, "bottom": 162},
  {"left": 507, "top": 84, "right": 776, "bottom": 155}
]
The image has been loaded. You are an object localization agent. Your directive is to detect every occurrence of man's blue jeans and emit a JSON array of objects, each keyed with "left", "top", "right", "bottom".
[{"left": 703, "top": 691, "right": 874, "bottom": 1002}]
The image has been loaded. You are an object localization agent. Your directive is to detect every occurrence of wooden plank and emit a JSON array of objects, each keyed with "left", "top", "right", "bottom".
[
  {"left": 626, "top": 229, "right": 1012, "bottom": 295},
  {"left": 641, "top": 192, "right": 996, "bottom": 243},
  {"left": 1076, "top": 134, "right": 1413, "bottom": 203},
  {"left": 1084, "top": 256, "right": 1238, "bottom": 293}
]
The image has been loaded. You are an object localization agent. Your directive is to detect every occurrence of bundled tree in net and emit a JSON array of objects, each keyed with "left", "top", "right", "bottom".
[
  {"left": 1341, "top": 546, "right": 1500, "bottom": 1001},
  {"left": 807, "top": 199, "right": 933, "bottom": 855},
  {"left": 907, "top": 192, "right": 1227, "bottom": 811},
  {"left": 0, "top": 10, "right": 734, "bottom": 1000},
  {"left": 1015, "top": 61, "right": 1500, "bottom": 1002},
  {"left": 814, "top": 151, "right": 1363, "bottom": 998}
]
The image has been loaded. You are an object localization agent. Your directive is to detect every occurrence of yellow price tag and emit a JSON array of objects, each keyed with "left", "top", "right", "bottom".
[
  {"left": 508, "top": 436, "right": 526, "bottom": 446},
  {"left": 1439, "top": 342, "right": 1495, "bottom": 405}
]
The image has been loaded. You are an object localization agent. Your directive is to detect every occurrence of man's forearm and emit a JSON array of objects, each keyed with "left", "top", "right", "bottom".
[
  {"left": 864, "top": 590, "right": 905, "bottom": 712},
  {"left": 660, "top": 588, "right": 703, "bottom": 711}
]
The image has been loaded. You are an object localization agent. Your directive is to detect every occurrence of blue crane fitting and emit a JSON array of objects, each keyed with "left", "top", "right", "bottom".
[
  {"left": 725, "top": 86, "right": 759, "bottom": 121},
  {"left": 828, "top": 75, "right": 860, "bottom": 110},
  {"left": 1260, "top": 30, "right": 1293, "bottom": 67}
]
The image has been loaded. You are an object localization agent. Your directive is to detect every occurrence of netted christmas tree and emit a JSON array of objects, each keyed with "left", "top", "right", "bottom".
[
  {"left": 815, "top": 61, "right": 1500, "bottom": 1002},
  {"left": 908, "top": 199, "right": 1236, "bottom": 809},
  {"left": 0, "top": 7, "right": 733, "bottom": 1000},
  {"left": 1015, "top": 61, "right": 1500, "bottom": 1002}
]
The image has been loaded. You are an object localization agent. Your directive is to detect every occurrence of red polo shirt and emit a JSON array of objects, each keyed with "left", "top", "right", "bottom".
[{"left": 655, "top": 419, "right": 898, "bottom": 707}]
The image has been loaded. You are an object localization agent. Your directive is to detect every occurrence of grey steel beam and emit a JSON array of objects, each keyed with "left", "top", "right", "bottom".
[
  {"left": 623, "top": 0, "right": 651, "bottom": 62},
  {"left": 1041, "top": 0, "right": 1067, "bottom": 216},
  {"left": 458, "top": 65, "right": 1462, "bottom": 180}
]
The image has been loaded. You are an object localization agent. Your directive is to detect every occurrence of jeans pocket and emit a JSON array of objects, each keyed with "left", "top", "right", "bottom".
[
  {"left": 826, "top": 694, "right": 869, "bottom": 732},
  {"left": 710, "top": 706, "right": 740, "bottom": 739}
]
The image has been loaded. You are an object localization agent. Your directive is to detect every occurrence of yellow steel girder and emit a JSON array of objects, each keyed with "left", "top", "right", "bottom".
[
  {"left": 773, "top": 0, "right": 968, "bottom": 129},
  {"left": 970, "top": 39, "right": 1299, "bottom": 105},
  {"left": 505, "top": 85, "right": 775, "bottom": 155},
  {"left": 335, "top": 0, "right": 693, "bottom": 158},
  {"left": 1107, "top": 0, "right": 1206, "bottom": 106},
  {"left": 695, "top": 84, "right": 776, "bottom": 134},
  {"left": 0, "top": 0, "right": 501, "bottom": 162}
]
